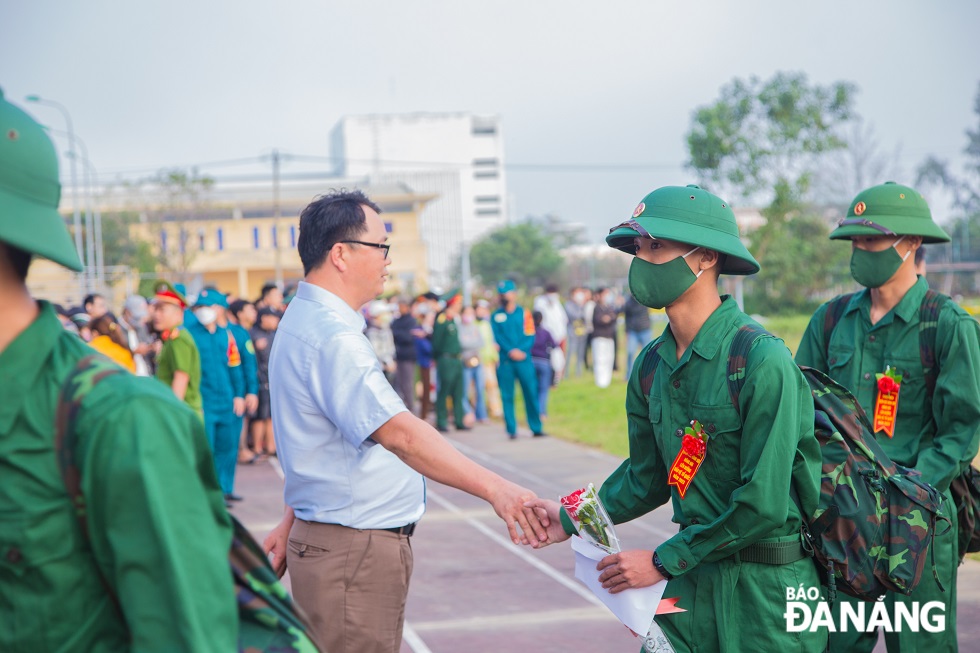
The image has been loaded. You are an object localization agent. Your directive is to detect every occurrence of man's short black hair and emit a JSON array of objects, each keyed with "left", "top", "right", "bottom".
[
  {"left": 228, "top": 299, "right": 253, "bottom": 320},
  {"left": 259, "top": 283, "right": 279, "bottom": 300},
  {"left": 915, "top": 244, "right": 926, "bottom": 266},
  {"left": 297, "top": 189, "right": 382, "bottom": 275},
  {"left": 83, "top": 293, "right": 104, "bottom": 309},
  {"left": 0, "top": 242, "right": 32, "bottom": 282},
  {"left": 545, "top": 283, "right": 559, "bottom": 294}
]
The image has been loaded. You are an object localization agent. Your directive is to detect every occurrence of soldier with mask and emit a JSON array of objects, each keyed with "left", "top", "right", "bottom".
[
  {"left": 491, "top": 280, "right": 544, "bottom": 439},
  {"left": 188, "top": 288, "right": 247, "bottom": 503},
  {"left": 527, "top": 185, "right": 824, "bottom": 653},
  {"left": 796, "top": 182, "right": 980, "bottom": 653},
  {"left": 0, "top": 90, "right": 236, "bottom": 651}
]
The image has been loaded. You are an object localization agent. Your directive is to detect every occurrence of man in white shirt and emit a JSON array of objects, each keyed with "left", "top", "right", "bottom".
[{"left": 263, "top": 190, "right": 548, "bottom": 653}]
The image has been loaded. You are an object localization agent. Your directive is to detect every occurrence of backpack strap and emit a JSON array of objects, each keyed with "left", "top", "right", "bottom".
[
  {"left": 726, "top": 325, "right": 770, "bottom": 413},
  {"left": 54, "top": 354, "right": 125, "bottom": 613},
  {"left": 822, "top": 292, "right": 857, "bottom": 359},
  {"left": 639, "top": 339, "right": 666, "bottom": 398},
  {"left": 918, "top": 289, "right": 950, "bottom": 400}
]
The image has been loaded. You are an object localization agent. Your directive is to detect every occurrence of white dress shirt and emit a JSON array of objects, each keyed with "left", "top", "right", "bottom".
[{"left": 269, "top": 281, "right": 425, "bottom": 528}]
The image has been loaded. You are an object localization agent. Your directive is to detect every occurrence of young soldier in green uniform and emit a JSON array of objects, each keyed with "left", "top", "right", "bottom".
[
  {"left": 151, "top": 279, "right": 204, "bottom": 416},
  {"left": 528, "top": 185, "right": 824, "bottom": 653},
  {"left": 491, "top": 280, "right": 544, "bottom": 439},
  {"left": 0, "top": 89, "right": 236, "bottom": 651},
  {"left": 431, "top": 291, "right": 468, "bottom": 432},
  {"left": 796, "top": 182, "right": 980, "bottom": 653}
]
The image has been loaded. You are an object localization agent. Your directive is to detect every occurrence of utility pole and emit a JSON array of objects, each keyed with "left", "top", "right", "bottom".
[{"left": 272, "top": 148, "right": 282, "bottom": 287}]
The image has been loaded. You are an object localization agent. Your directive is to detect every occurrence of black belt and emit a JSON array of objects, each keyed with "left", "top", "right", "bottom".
[
  {"left": 383, "top": 522, "right": 417, "bottom": 536},
  {"left": 724, "top": 540, "right": 808, "bottom": 565}
]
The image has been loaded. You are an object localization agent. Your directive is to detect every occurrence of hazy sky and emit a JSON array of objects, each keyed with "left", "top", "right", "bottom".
[{"left": 3, "top": 1, "right": 978, "bottom": 241}]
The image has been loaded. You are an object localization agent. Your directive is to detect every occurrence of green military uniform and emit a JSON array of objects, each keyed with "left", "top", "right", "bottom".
[
  {"left": 0, "top": 303, "right": 238, "bottom": 652},
  {"left": 795, "top": 182, "right": 980, "bottom": 653},
  {"left": 0, "top": 89, "right": 237, "bottom": 652},
  {"left": 563, "top": 185, "right": 825, "bottom": 653},
  {"left": 432, "top": 308, "right": 466, "bottom": 430},
  {"left": 156, "top": 325, "right": 203, "bottom": 416}
]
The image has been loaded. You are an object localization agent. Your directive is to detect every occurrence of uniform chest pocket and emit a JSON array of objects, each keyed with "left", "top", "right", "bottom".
[
  {"left": 0, "top": 512, "right": 76, "bottom": 579},
  {"left": 884, "top": 355, "right": 925, "bottom": 420},
  {"left": 826, "top": 346, "right": 854, "bottom": 381},
  {"left": 690, "top": 404, "right": 742, "bottom": 482}
]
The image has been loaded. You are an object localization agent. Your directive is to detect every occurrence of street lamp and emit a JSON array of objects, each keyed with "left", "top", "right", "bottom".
[{"left": 25, "top": 94, "right": 86, "bottom": 295}]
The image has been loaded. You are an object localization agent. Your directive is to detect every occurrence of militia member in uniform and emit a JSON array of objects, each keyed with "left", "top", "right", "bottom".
[
  {"left": 431, "top": 291, "right": 468, "bottom": 432},
  {"left": 796, "top": 182, "right": 980, "bottom": 653},
  {"left": 0, "top": 89, "right": 236, "bottom": 651},
  {"left": 151, "top": 279, "right": 204, "bottom": 416},
  {"left": 491, "top": 279, "right": 544, "bottom": 439},
  {"left": 528, "top": 185, "right": 824, "bottom": 653}
]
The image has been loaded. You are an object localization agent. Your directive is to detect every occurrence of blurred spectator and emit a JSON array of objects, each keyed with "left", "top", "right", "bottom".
[
  {"left": 151, "top": 281, "right": 203, "bottom": 415},
  {"left": 53, "top": 302, "right": 79, "bottom": 334},
  {"left": 458, "top": 304, "right": 487, "bottom": 423},
  {"left": 83, "top": 292, "right": 108, "bottom": 320},
  {"left": 531, "top": 310, "right": 557, "bottom": 419},
  {"left": 365, "top": 300, "right": 397, "bottom": 385},
  {"left": 533, "top": 283, "right": 567, "bottom": 382},
  {"left": 413, "top": 295, "right": 435, "bottom": 420},
  {"left": 491, "top": 279, "right": 544, "bottom": 438},
  {"left": 256, "top": 282, "right": 285, "bottom": 312},
  {"left": 623, "top": 288, "right": 652, "bottom": 380},
  {"left": 226, "top": 298, "right": 261, "bottom": 464},
  {"left": 564, "top": 287, "right": 590, "bottom": 376},
  {"left": 475, "top": 299, "right": 501, "bottom": 418},
  {"left": 121, "top": 294, "right": 154, "bottom": 376},
  {"left": 390, "top": 297, "right": 419, "bottom": 412},
  {"left": 68, "top": 308, "right": 92, "bottom": 342},
  {"left": 591, "top": 287, "right": 618, "bottom": 388},
  {"left": 250, "top": 307, "right": 280, "bottom": 457},
  {"left": 89, "top": 314, "right": 136, "bottom": 372},
  {"left": 431, "top": 292, "right": 468, "bottom": 432},
  {"left": 188, "top": 288, "right": 246, "bottom": 504}
]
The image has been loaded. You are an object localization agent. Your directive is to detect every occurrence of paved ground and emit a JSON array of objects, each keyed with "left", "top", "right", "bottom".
[{"left": 233, "top": 420, "right": 980, "bottom": 653}]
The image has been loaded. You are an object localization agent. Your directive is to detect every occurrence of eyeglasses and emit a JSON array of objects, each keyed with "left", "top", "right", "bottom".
[{"left": 341, "top": 240, "right": 391, "bottom": 259}]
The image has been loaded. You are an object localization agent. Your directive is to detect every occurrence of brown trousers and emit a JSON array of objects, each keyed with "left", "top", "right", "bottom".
[{"left": 287, "top": 519, "right": 413, "bottom": 653}]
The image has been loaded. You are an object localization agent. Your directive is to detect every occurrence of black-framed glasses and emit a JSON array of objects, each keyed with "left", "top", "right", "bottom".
[{"left": 342, "top": 240, "right": 391, "bottom": 259}]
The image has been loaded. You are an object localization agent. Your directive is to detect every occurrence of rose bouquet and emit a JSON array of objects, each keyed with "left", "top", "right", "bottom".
[{"left": 560, "top": 483, "right": 621, "bottom": 554}]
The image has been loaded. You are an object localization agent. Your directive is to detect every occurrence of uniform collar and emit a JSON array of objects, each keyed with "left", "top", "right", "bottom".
[
  {"left": 658, "top": 296, "right": 740, "bottom": 368},
  {"left": 847, "top": 276, "right": 928, "bottom": 325},
  {"left": 0, "top": 301, "right": 66, "bottom": 433},
  {"left": 295, "top": 281, "right": 366, "bottom": 331}
]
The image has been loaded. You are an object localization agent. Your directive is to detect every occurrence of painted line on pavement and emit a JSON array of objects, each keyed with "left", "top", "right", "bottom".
[
  {"left": 426, "top": 488, "right": 604, "bottom": 607},
  {"left": 402, "top": 622, "right": 434, "bottom": 653},
  {"left": 409, "top": 606, "right": 616, "bottom": 633}
]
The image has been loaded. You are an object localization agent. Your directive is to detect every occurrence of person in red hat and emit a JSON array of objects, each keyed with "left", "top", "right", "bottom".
[{"left": 151, "top": 279, "right": 203, "bottom": 416}]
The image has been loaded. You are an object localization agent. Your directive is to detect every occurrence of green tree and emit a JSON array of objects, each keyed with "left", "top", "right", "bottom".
[
  {"left": 152, "top": 168, "right": 215, "bottom": 280},
  {"left": 469, "top": 222, "right": 564, "bottom": 289},
  {"left": 917, "top": 81, "right": 980, "bottom": 264}
]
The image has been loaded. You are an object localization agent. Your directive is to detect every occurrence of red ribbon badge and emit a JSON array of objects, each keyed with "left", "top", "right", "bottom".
[
  {"left": 873, "top": 366, "right": 902, "bottom": 438},
  {"left": 668, "top": 420, "right": 708, "bottom": 499}
]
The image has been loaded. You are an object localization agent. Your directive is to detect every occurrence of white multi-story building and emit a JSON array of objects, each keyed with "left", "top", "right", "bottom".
[{"left": 331, "top": 113, "right": 508, "bottom": 287}]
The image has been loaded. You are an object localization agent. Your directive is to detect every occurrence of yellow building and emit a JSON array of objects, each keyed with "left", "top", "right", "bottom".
[{"left": 128, "top": 180, "right": 435, "bottom": 301}]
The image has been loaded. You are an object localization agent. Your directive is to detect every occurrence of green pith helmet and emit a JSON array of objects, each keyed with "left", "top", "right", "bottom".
[
  {"left": 605, "top": 184, "right": 760, "bottom": 275},
  {"left": 830, "top": 181, "right": 950, "bottom": 244},
  {"left": 0, "top": 88, "right": 82, "bottom": 271}
]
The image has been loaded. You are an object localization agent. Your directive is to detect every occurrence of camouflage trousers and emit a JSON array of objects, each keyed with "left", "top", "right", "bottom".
[
  {"left": 653, "top": 534, "right": 826, "bottom": 653},
  {"left": 829, "top": 486, "right": 959, "bottom": 653}
]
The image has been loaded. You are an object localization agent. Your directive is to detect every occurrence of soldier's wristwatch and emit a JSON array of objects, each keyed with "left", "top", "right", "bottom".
[{"left": 652, "top": 550, "right": 673, "bottom": 580}]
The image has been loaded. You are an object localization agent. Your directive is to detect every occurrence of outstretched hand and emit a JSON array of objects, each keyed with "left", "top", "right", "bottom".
[
  {"left": 522, "top": 498, "right": 572, "bottom": 548},
  {"left": 487, "top": 480, "right": 551, "bottom": 546}
]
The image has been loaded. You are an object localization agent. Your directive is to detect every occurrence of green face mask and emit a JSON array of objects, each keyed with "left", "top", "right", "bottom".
[
  {"left": 628, "top": 246, "right": 702, "bottom": 309},
  {"left": 849, "top": 236, "right": 910, "bottom": 288}
]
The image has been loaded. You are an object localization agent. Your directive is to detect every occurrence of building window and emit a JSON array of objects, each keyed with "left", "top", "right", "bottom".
[
  {"left": 198, "top": 228, "right": 206, "bottom": 252},
  {"left": 252, "top": 227, "right": 260, "bottom": 250},
  {"left": 384, "top": 222, "right": 393, "bottom": 233},
  {"left": 271, "top": 225, "right": 278, "bottom": 248},
  {"left": 472, "top": 158, "right": 498, "bottom": 167},
  {"left": 476, "top": 208, "right": 501, "bottom": 216},
  {"left": 289, "top": 225, "right": 297, "bottom": 248},
  {"left": 217, "top": 227, "right": 224, "bottom": 251},
  {"left": 475, "top": 195, "right": 500, "bottom": 204},
  {"left": 160, "top": 229, "right": 168, "bottom": 254},
  {"left": 474, "top": 170, "right": 499, "bottom": 179},
  {"left": 471, "top": 117, "right": 497, "bottom": 135},
  {"left": 178, "top": 228, "right": 188, "bottom": 254}
]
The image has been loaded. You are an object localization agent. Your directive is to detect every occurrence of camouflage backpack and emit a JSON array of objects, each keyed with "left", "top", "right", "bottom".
[
  {"left": 638, "top": 326, "right": 948, "bottom": 602},
  {"left": 55, "top": 354, "right": 321, "bottom": 652},
  {"left": 824, "top": 289, "right": 980, "bottom": 560}
]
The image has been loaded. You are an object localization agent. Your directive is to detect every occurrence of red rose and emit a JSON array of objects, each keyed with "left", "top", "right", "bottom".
[
  {"left": 878, "top": 376, "right": 900, "bottom": 394},
  {"left": 561, "top": 488, "right": 586, "bottom": 511}
]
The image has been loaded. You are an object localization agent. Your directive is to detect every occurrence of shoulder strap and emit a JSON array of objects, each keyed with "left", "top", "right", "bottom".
[
  {"left": 639, "top": 339, "right": 666, "bottom": 398},
  {"left": 54, "top": 354, "right": 125, "bottom": 611},
  {"left": 918, "top": 289, "right": 951, "bottom": 400},
  {"left": 726, "top": 325, "right": 770, "bottom": 414},
  {"left": 822, "top": 292, "right": 857, "bottom": 358}
]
